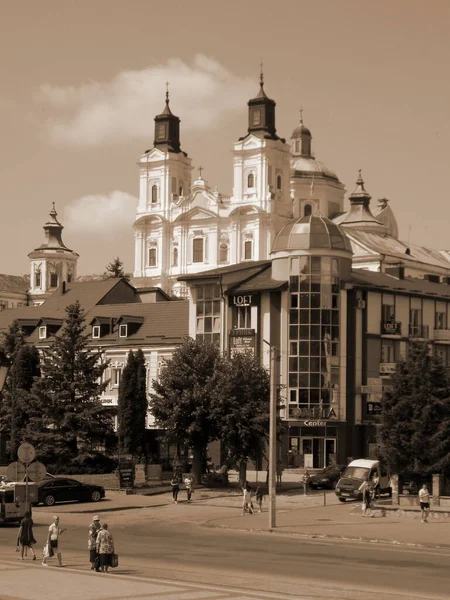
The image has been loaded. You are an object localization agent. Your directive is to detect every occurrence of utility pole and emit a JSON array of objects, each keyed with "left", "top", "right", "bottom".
[{"left": 264, "top": 339, "right": 278, "bottom": 529}]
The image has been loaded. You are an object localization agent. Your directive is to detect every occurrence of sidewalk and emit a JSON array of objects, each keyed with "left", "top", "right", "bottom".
[{"left": 204, "top": 495, "right": 450, "bottom": 549}]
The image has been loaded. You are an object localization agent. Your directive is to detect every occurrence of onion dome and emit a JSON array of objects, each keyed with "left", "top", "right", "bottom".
[
  {"left": 272, "top": 214, "right": 352, "bottom": 254},
  {"left": 339, "top": 170, "right": 387, "bottom": 232}
]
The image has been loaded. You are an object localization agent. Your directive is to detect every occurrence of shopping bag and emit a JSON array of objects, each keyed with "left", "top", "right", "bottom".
[{"left": 111, "top": 553, "right": 119, "bottom": 568}]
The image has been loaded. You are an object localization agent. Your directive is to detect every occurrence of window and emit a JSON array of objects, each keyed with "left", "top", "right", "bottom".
[
  {"left": 277, "top": 175, "right": 282, "bottom": 190},
  {"left": 156, "top": 123, "right": 166, "bottom": 140},
  {"left": 193, "top": 238, "right": 204, "bottom": 263},
  {"left": 179, "top": 184, "right": 183, "bottom": 196},
  {"left": 39, "top": 326, "right": 47, "bottom": 340},
  {"left": 304, "top": 204, "right": 312, "bottom": 217},
  {"left": 410, "top": 308, "right": 422, "bottom": 335},
  {"left": 381, "top": 342, "right": 395, "bottom": 363},
  {"left": 247, "top": 173, "right": 255, "bottom": 189},
  {"left": 232, "top": 305, "right": 251, "bottom": 329},
  {"left": 67, "top": 272, "right": 73, "bottom": 283},
  {"left": 35, "top": 272, "right": 41, "bottom": 288},
  {"left": 111, "top": 368, "right": 121, "bottom": 387},
  {"left": 382, "top": 304, "right": 395, "bottom": 322},
  {"left": 119, "top": 324, "right": 128, "bottom": 338},
  {"left": 244, "top": 240, "right": 252, "bottom": 260},
  {"left": 196, "top": 284, "right": 221, "bottom": 345},
  {"left": 436, "top": 312, "right": 447, "bottom": 330},
  {"left": 50, "top": 272, "right": 58, "bottom": 288},
  {"left": 172, "top": 247, "right": 178, "bottom": 267},
  {"left": 151, "top": 184, "right": 158, "bottom": 204},
  {"left": 148, "top": 247, "right": 157, "bottom": 267},
  {"left": 436, "top": 345, "right": 447, "bottom": 365},
  {"left": 92, "top": 326, "right": 100, "bottom": 339},
  {"left": 251, "top": 109, "right": 261, "bottom": 126}
]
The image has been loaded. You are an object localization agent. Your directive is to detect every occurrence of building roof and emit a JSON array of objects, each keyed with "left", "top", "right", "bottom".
[
  {"left": 272, "top": 215, "right": 353, "bottom": 254},
  {"left": 0, "top": 274, "right": 29, "bottom": 295},
  {"left": 228, "top": 267, "right": 287, "bottom": 294},
  {"left": 178, "top": 261, "right": 271, "bottom": 281},
  {"left": 346, "top": 229, "right": 450, "bottom": 271},
  {"left": 290, "top": 156, "right": 339, "bottom": 182},
  {"left": 350, "top": 270, "right": 450, "bottom": 299}
]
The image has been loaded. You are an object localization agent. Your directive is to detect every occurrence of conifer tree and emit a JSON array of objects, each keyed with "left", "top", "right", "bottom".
[
  {"left": 105, "top": 257, "right": 129, "bottom": 281},
  {"left": 118, "top": 349, "right": 148, "bottom": 458},
  {"left": 378, "top": 340, "right": 450, "bottom": 476},
  {"left": 134, "top": 349, "right": 148, "bottom": 458},
  {"left": 27, "top": 302, "right": 112, "bottom": 466}
]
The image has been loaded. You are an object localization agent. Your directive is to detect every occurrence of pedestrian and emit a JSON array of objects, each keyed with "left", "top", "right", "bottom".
[
  {"left": 419, "top": 484, "right": 431, "bottom": 523},
  {"left": 16, "top": 511, "right": 37, "bottom": 561},
  {"left": 276, "top": 460, "right": 283, "bottom": 487},
  {"left": 242, "top": 481, "right": 254, "bottom": 515},
  {"left": 171, "top": 471, "right": 181, "bottom": 504},
  {"left": 88, "top": 515, "right": 101, "bottom": 571},
  {"left": 362, "top": 482, "right": 374, "bottom": 518},
  {"left": 42, "top": 516, "right": 66, "bottom": 567},
  {"left": 255, "top": 486, "right": 265, "bottom": 513},
  {"left": 184, "top": 474, "right": 194, "bottom": 503},
  {"left": 302, "top": 470, "right": 310, "bottom": 495},
  {"left": 96, "top": 523, "right": 114, "bottom": 573},
  {"left": 372, "top": 473, "right": 380, "bottom": 499}
]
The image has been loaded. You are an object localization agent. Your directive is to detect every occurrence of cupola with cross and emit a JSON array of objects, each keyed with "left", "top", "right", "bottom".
[{"left": 28, "top": 204, "right": 79, "bottom": 305}]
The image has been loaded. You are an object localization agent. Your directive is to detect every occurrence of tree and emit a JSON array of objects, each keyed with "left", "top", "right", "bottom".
[
  {"left": 105, "top": 257, "right": 129, "bottom": 281},
  {"left": 150, "top": 338, "right": 223, "bottom": 483},
  {"left": 26, "top": 302, "right": 113, "bottom": 467},
  {"left": 378, "top": 341, "right": 450, "bottom": 477},
  {"left": 215, "top": 351, "right": 270, "bottom": 485},
  {"left": 117, "top": 349, "right": 148, "bottom": 458}
]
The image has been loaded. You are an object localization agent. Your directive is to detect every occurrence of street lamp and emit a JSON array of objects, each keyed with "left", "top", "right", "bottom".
[{"left": 263, "top": 339, "right": 278, "bottom": 529}]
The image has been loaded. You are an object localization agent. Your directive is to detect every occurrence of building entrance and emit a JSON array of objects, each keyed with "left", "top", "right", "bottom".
[{"left": 298, "top": 437, "right": 336, "bottom": 469}]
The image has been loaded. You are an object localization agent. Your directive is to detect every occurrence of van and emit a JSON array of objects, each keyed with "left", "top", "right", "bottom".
[{"left": 335, "top": 459, "right": 391, "bottom": 502}]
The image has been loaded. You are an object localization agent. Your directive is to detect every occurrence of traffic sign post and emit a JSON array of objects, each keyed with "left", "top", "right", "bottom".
[
  {"left": 6, "top": 461, "right": 26, "bottom": 481},
  {"left": 17, "top": 443, "right": 37, "bottom": 514}
]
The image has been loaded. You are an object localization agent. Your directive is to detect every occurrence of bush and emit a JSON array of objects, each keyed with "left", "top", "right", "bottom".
[{"left": 48, "top": 453, "right": 118, "bottom": 475}]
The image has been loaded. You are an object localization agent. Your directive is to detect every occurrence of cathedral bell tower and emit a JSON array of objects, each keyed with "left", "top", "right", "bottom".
[{"left": 133, "top": 86, "right": 192, "bottom": 288}]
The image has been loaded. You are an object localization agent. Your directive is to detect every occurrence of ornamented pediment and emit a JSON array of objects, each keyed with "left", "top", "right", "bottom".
[
  {"left": 139, "top": 147, "right": 166, "bottom": 163},
  {"left": 173, "top": 205, "right": 218, "bottom": 223}
]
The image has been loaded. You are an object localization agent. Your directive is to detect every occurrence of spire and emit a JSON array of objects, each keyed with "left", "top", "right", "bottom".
[
  {"left": 244, "top": 65, "right": 282, "bottom": 141},
  {"left": 153, "top": 84, "right": 184, "bottom": 154},
  {"left": 34, "top": 204, "right": 72, "bottom": 251},
  {"left": 340, "top": 170, "right": 387, "bottom": 232},
  {"left": 349, "top": 170, "right": 372, "bottom": 206}
]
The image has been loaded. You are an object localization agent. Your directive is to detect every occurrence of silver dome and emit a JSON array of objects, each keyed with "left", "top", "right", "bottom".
[
  {"left": 272, "top": 215, "right": 353, "bottom": 254},
  {"left": 291, "top": 156, "right": 339, "bottom": 182}
]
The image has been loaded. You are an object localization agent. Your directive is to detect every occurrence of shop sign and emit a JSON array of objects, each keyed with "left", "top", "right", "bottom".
[
  {"left": 228, "top": 294, "right": 259, "bottom": 307},
  {"left": 118, "top": 460, "right": 135, "bottom": 488},
  {"left": 366, "top": 401, "right": 382, "bottom": 416},
  {"left": 303, "top": 420, "right": 327, "bottom": 426},
  {"left": 380, "top": 362, "right": 397, "bottom": 375},
  {"left": 381, "top": 321, "right": 401, "bottom": 335},
  {"left": 229, "top": 329, "right": 256, "bottom": 357},
  {"left": 289, "top": 406, "right": 338, "bottom": 420}
]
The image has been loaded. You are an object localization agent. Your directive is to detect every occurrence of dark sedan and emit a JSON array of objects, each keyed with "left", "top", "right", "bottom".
[
  {"left": 308, "top": 465, "right": 347, "bottom": 490},
  {"left": 36, "top": 478, "right": 105, "bottom": 506}
]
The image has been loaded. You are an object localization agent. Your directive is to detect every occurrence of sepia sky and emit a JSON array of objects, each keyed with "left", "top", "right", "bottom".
[{"left": 1, "top": 0, "right": 449, "bottom": 275}]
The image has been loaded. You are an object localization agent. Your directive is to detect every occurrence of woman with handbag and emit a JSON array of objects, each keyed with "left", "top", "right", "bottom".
[
  {"left": 96, "top": 523, "right": 114, "bottom": 573},
  {"left": 42, "top": 516, "right": 66, "bottom": 567},
  {"left": 16, "top": 511, "right": 37, "bottom": 560}
]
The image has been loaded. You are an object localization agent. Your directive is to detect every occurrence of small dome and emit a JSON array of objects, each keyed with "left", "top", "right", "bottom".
[
  {"left": 272, "top": 215, "right": 353, "bottom": 254},
  {"left": 291, "top": 156, "right": 339, "bottom": 182},
  {"left": 291, "top": 123, "right": 311, "bottom": 138}
]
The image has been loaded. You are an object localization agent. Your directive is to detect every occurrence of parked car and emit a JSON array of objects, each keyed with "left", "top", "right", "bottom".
[
  {"left": 35, "top": 477, "right": 105, "bottom": 506},
  {"left": 308, "top": 464, "right": 347, "bottom": 490}
]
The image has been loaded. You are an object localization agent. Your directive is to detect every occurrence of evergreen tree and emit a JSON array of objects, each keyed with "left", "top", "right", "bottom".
[
  {"left": 118, "top": 350, "right": 137, "bottom": 455},
  {"left": 26, "top": 302, "right": 112, "bottom": 466},
  {"left": 150, "top": 338, "right": 223, "bottom": 483},
  {"left": 105, "top": 257, "right": 129, "bottom": 281},
  {"left": 134, "top": 349, "right": 148, "bottom": 458},
  {"left": 214, "top": 351, "right": 270, "bottom": 484},
  {"left": 378, "top": 340, "right": 450, "bottom": 476}
]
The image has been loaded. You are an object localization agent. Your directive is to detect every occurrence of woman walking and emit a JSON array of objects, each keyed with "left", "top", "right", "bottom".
[
  {"left": 16, "top": 512, "right": 37, "bottom": 560},
  {"left": 42, "top": 516, "right": 66, "bottom": 567},
  {"left": 171, "top": 471, "right": 181, "bottom": 504},
  {"left": 88, "top": 516, "right": 101, "bottom": 570},
  {"left": 96, "top": 523, "right": 114, "bottom": 573},
  {"left": 184, "top": 474, "right": 194, "bottom": 503}
]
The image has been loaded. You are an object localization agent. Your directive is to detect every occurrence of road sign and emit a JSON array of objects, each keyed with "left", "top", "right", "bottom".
[
  {"left": 17, "top": 442, "right": 36, "bottom": 465},
  {"left": 6, "top": 461, "right": 26, "bottom": 481},
  {"left": 26, "top": 461, "right": 46, "bottom": 482}
]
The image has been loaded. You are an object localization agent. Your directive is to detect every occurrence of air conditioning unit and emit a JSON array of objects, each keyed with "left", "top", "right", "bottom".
[{"left": 357, "top": 299, "right": 366, "bottom": 309}]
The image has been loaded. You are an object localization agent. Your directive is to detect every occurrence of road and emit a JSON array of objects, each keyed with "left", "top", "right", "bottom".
[{"left": 1, "top": 497, "right": 450, "bottom": 599}]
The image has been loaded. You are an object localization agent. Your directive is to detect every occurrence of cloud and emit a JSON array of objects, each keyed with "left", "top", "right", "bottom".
[
  {"left": 37, "top": 55, "right": 254, "bottom": 146},
  {"left": 64, "top": 190, "right": 137, "bottom": 233}
]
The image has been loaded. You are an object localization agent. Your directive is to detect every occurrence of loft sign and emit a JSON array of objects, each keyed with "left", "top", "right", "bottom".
[{"left": 229, "top": 294, "right": 258, "bottom": 307}]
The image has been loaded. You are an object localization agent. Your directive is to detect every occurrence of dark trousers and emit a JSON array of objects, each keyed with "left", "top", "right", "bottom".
[
  {"left": 186, "top": 489, "right": 192, "bottom": 501},
  {"left": 172, "top": 486, "right": 179, "bottom": 501}
]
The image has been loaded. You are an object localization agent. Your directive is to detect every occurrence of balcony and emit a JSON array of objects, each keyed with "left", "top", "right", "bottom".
[
  {"left": 434, "top": 329, "right": 450, "bottom": 342},
  {"left": 381, "top": 320, "right": 402, "bottom": 336},
  {"left": 380, "top": 362, "right": 397, "bottom": 376},
  {"left": 408, "top": 324, "right": 429, "bottom": 339}
]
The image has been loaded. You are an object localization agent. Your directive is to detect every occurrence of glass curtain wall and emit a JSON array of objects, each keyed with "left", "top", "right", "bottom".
[
  {"left": 196, "top": 284, "right": 221, "bottom": 344},
  {"left": 288, "top": 256, "right": 340, "bottom": 417}
]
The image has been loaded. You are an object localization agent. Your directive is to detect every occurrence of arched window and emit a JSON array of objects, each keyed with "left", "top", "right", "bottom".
[
  {"left": 173, "top": 247, "right": 178, "bottom": 267},
  {"left": 277, "top": 175, "right": 282, "bottom": 190},
  {"left": 304, "top": 204, "right": 312, "bottom": 217},
  {"left": 151, "top": 184, "right": 158, "bottom": 204},
  {"left": 247, "top": 173, "right": 255, "bottom": 189}
]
